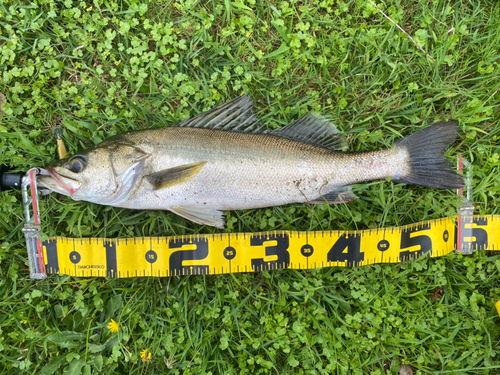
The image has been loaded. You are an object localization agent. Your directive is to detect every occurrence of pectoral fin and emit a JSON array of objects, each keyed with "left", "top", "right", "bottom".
[
  {"left": 169, "top": 205, "right": 225, "bottom": 228},
  {"left": 145, "top": 161, "right": 207, "bottom": 190}
]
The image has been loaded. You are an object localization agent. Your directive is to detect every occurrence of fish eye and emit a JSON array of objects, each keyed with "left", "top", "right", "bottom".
[{"left": 69, "top": 157, "right": 86, "bottom": 173}]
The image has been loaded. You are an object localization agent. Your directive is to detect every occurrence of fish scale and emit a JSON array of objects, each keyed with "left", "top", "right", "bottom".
[{"left": 121, "top": 127, "right": 397, "bottom": 208}]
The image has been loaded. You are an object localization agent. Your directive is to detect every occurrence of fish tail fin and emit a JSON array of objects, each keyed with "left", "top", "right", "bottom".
[{"left": 392, "top": 121, "right": 464, "bottom": 189}]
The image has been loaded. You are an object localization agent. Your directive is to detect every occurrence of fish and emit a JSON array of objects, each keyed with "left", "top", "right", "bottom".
[{"left": 38, "top": 96, "right": 463, "bottom": 228}]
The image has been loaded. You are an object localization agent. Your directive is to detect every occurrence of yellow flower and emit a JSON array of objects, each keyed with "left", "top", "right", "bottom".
[
  {"left": 107, "top": 319, "right": 119, "bottom": 333},
  {"left": 140, "top": 349, "right": 152, "bottom": 362}
]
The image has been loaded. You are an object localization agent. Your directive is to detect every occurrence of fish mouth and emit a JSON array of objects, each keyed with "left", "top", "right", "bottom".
[{"left": 45, "top": 166, "right": 81, "bottom": 195}]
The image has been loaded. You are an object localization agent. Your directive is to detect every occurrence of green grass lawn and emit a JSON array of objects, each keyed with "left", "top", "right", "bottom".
[{"left": 1, "top": 0, "right": 500, "bottom": 373}]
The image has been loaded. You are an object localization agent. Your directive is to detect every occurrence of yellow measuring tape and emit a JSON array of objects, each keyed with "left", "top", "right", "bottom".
[{"left": 40, "top": 215, "right": 498, "bottom": 278}]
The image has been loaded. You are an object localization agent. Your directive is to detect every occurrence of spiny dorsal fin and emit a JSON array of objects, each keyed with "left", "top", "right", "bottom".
[
  {"left": 175, "top": 95, "right": 266, "bottom": 133},
  {"left": 272, "top": 112, "right": 348, "bottom": 151},
  {"left": 145, "top": 161, "right": 207, "bottom": 190}
]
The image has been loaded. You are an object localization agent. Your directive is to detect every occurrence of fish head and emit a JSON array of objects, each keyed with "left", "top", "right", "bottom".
[{"left": 38, "top": 141, "right": 148, "bottom": 205}]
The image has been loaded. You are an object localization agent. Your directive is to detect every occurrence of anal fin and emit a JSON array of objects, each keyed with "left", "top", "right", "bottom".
[
  {"left": 169, "top": 205, "right": 225, "bottom": 228},
  {"left": 311, "top": 186, "right": 358, "bottom": 204}
]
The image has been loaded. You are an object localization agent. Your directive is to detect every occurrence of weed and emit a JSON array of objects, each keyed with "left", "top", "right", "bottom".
[{"left": 1, "top": 0, "right": 500, "bottom": 373}]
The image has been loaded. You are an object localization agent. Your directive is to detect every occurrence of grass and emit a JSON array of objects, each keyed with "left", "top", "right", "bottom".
[{"left": 1, "top": 0, "right": 500, "bottom": 373}]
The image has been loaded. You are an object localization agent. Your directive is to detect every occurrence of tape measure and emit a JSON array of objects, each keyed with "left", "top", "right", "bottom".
[{"left": 40, "top": 215, "right": 498, "bottom": 278}]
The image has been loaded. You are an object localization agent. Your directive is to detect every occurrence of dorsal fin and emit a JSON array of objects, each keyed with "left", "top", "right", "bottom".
[
  {"left": 272, "top": 112, "right": 348, "bottom": 151},
  {"left": 175, "top": 95, "right": 266, "bottom": 133},
  {"left": 175, "top": 96, "right": 348, "bottom": 150}
]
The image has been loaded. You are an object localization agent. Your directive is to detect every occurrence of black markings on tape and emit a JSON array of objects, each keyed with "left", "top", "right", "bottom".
[
  {"left": 44, "top": 239, "right": 59, "bottom": 273},
  {"left": 169, "top": 237, "right": 209, "bottom": 275},
  {"left": 223, "top": 246, "right": 236, "bottom": 260},
  {"left": 145, "top": 250, "right": 158, "bottom": 264},
  {"left": 377, "top": 240, "right": 390, "bottom": 252},
  {"left": 104, "top": 241, "right": 117, "bottom": 277},
  {"left": 250, "top": 233, "right": 290, "bottom": 271},
  {"left": 399, "top": 224, "right": 432, "bottom": 261},
  {"left": 459, "top": 217, "right": 488, "bottom": 251},
  {"left": 327, "top": 234, "right": 363, "bottom": 266},
  {"left": 300, "top": 244, "right": 314, "bottom": 257},
  {"left": 69, "top": 251, "right": 81, "bottom": 264},
  {"left": 443, "top": 230, "right": 449, "bottom": 242}
]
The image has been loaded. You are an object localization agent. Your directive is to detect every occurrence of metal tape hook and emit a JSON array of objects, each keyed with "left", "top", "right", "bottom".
[{"left": 456, "top": 155, "right": 475, "bottom": 254}]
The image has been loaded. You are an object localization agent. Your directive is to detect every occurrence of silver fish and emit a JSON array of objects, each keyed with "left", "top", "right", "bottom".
[{"left": 38, "top": 96, "right": 463, "bottom": 228}]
